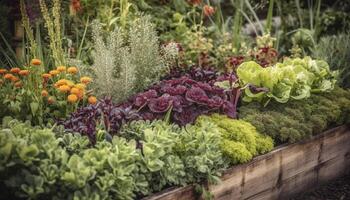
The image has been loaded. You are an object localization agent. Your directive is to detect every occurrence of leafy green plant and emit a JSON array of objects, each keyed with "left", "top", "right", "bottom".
[
  {"left": 237, "top": 56, "right": 337, "bottom": 104},
  {"left": 120, "top": 119, "right": 227, "bottom": 192},
  {"left": 239, "top": 86, "right": 350, "bottom": 144},
  {"left": 196, "top": 114, "right": 273, "bottom": 165},
  {"left": 0, "top": 119, "right": 142, "bottom": 200},
  {"left": 313, "top": 33, "right": 350, "bottom": 88}
]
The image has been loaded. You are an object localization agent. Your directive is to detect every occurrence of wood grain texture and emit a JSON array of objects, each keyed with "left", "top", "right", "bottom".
[{"left": 145, "top": 125, "right": 350, "bottom": 200}]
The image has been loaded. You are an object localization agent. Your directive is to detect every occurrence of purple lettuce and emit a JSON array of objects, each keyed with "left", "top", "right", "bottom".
[{"left": 61, "top": 98, "right": 140, "bottom": 143}]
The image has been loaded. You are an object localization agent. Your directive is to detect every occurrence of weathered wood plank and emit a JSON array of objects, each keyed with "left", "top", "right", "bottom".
[{"left": 145, "top": 125, "right": 350, "bottom": 200}]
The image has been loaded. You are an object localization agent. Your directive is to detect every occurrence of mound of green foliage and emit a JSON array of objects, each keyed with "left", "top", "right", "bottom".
[
  {"left": 196, "top": 114, "right": 274, "bottom": 164},
  {"left": 120, "top": 119, "right": 227, "bottom": 188},
  {"left": 237, "top": 57, "right": 337, "bottom": 104},
  {"left": 239, "top": 86, "right": 350, "bottom": 144},
  {"left": 0, "top": 118, "right": 226, "bottom": 200}
]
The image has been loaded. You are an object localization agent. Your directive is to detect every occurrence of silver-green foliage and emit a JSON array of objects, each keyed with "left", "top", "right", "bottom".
[
  {"left": 90, "top": 15, "right": 169, "bottom": 102},
  {"left": 313, "top": 33, "right": 350, "bottom": 88}
]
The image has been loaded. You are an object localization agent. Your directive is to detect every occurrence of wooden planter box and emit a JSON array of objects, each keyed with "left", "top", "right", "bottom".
[{"left": 145, "top": 125, "right": 350, "bottom": 200}]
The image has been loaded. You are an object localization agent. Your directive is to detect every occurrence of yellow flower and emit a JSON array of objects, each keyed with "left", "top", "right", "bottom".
[
  {"left": 75, "top": 83, "right": 86, "bottom": 90},
  {"left": 58, "top": 85, "right": 71, "bottom": 93},
  {"left": 49, "top": 70, "right": 60, "bottom": 76},
  {"left": 56, "top": 79, "right": 68, "bottom": 86},
  {"left": 10, "top": 68, "right": 21, "bottom": 74},
  {"left": 80, "top": 76, "right": 92, "bottom": 84},
  {"left": 57, "top": 66, "right": 67, "bottom": 72},
  {"left": 66, "top": 80, "right": 75, "bottom": 87},
  {"left": 31, "top": 58, "right": 42, "bottom": 66},
  {"left": 19, "top": 70, "right": 30, "bottom": 76},
  {"left": 41, "top": 90, "right": 49, "bottom": 97},
  {"left": 70, "top": 87, "right": 80, "bottom": 95},
  {"left": 67, "top": 94, "right": 78, "bottom": 103},
  {"left": 88, "top": 96, "right": 97, "bottom": 105},
  {"left": 67, "top": 67, "right": 78, "bottom": 74}
]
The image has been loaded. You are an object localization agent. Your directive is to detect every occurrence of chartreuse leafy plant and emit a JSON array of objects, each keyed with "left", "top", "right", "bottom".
[
  {"left": 0, "top": 118, "right": 229, "bottom": 199},
  {"left": 240, "top": 86, "right": 350, "bottom": 144},
  {"left": 0, "top": 118, "right": 140, "bottom": 200},
  {"left": 120, "top": 119, "right": 226, "bottom": 193},
  {"left": 195, "top": 114, "right": 274, "bottom": 165},
  {"left": 237, "top": 56, "right": 338, "bottom": 104}
]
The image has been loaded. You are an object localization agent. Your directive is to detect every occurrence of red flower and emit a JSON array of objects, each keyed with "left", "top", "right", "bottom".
[
  {"left": 203, "top": 5, "right": 215, "bottom": 17},
  {"left": 70, "top": 0, "right": 82, "bottom": 13},
  {"left": 188, "top": 0, "right": 202, "bottom": 6}
]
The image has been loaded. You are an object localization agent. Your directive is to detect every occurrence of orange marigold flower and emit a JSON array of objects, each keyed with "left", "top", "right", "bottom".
[
  {"left": 66, "top": 80, "right": 75, "bottom": 87},
  {"left": 67, "top": 94, "right": 78, "bottom": 103},
  {"left": 41, "top": 90, "right": 49, "bottom": 97},
  {"left": 75, "top": 83, "right": 86, "bottom": 90},
  {"left": 48, "top": 96, "right": 55, "bottom": 104},
  {"left": 67, "top": 67, "right": 78, "bottom": 74},
  {"left": 19, "top": 70, "right": 30, "bottom": 76},
  {"left": 14, "top": 81, "right": 22, "bottom": 88},
  {"left": 0, "top": 69, "right": 7, "bottom": 74},
  {"left": 42, "top": 73, "right": 52, "bottom": 79},
  {"left": 70, "top": 87, "right": 80, "bottom": 95},
  {"left": 31, "top": 58, "right": 42, "bottom": 66},
  {"left": 57, "top": 66, "right": 67, "bottom": 72},
  {"left": 56, "top": 79, "right": 68, "bottom": 86},
  {"left": 10, "top": 68, "right": 21, "bottom": 74},
  {"left": 11, "top": 76, "right": 19, "bottom": 82},
  {"left": 58, "top": 85, "right": 71, "bottom": 93},
  {"left": 49, "top": 70, "right": 60, "bottom": 76},
  {"left": 203, "top": 5, "right": 215, "bottom": 17},
  {"left": 4, "top": 73, "right": 13, "bottom": 80},
  {"left": 80, "top": 76, "right": 92, "bottom": 84},
  {"left": 88, "top": 96, "right": 97, "bottom": 105}
]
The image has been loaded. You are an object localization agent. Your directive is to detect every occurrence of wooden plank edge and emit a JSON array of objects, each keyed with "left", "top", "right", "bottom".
[{"left": 143, "top": 124, "right": 350, "bottom": 200}]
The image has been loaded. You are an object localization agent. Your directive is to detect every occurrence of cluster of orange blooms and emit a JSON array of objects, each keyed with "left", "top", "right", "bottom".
[
  {"left": 0, "top": 58, "right": 97, "bottom": 105},
  {"left": 0, "top": 67, "right": 29, "bottom": 88}
]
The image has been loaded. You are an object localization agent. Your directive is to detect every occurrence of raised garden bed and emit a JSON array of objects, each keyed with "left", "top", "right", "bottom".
[{"left": 145, "top": 125, "right": 350, "bottom": 200}]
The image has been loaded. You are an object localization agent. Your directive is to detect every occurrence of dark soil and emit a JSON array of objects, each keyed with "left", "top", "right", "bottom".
[{"left": 290, "top": 173, "right": 350, "bottom": 200}]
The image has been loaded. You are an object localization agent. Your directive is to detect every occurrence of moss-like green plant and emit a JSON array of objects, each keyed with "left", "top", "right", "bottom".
[
  {"left": 196, "top": 114, "right": 274, "bottom": 164},
  {"left": 220, "top": 140, "right": 253, "bottom": 164},
  {"left": 240, "top": 86, "right": 350, "bottom": 144}
]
